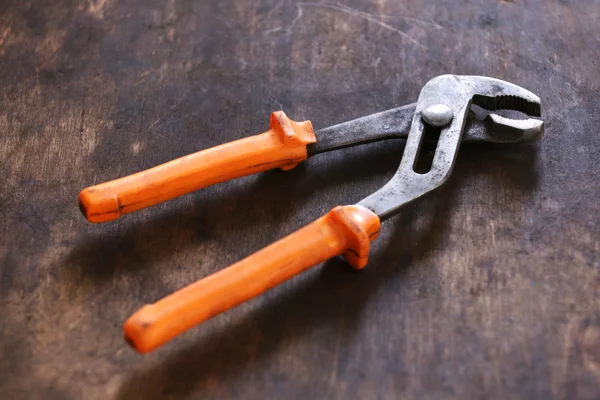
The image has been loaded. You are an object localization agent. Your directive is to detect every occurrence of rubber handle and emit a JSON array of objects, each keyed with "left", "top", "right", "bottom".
[
  {"left": 78, "top": 111, "right": 316, "bottom": 223},
  {"left": 124, "top": 205, "right": 380, "bottom": 353}
]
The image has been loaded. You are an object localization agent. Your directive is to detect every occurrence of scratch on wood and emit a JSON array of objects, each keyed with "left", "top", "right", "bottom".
[
  {"left": 131, "top": 142, "right": 142, "bottom": 154},
  {"left": 581, "top": 320, "right": 600, "bottom": 380},
  {"left": 145, "top": 98, "right": 182, "bottom": 132},
  {"left": 86, "top": 0, "right": 109, "bottom": 19},
  {"left": 326, "top": 324, "right": 342, "bottom": 394},
  {"left": 323, "top": 1, "right": 431, "bottom": 50},
  {"left": 34, "top": 53, "right": 40, "bottom": 96},
  {"left": 264, "top": 3, "right": 304, "bottom": 36},
  {"left": 555, "top": 319, "right": 577, "bottom": 398},
  {"left": 138, "top": 97, "right": 145, "bottom": 134},
  {"left": 265, "top": 1, "right": 431, "bottom": 50},
  {"left": 348, "top": 0, "right": 445, "bottom": 30},
  {"left": 0, "top": 27, "right": 11, "bottom": 54},
  {"left": 79, "top": 93, "right": 86, "bottom": 133}
]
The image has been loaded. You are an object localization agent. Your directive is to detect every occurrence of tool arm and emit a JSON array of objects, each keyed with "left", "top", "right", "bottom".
[
  {"left": 123, "top": 205, "right": 380, "bottom": 353},
  {"left": 78, "top": 111, "right": 315, "bottom": 223}
]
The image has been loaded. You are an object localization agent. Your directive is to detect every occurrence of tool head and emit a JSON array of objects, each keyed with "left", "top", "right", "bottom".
[{"left": 357, "top": 74, "right": 543, "bottom": 221}]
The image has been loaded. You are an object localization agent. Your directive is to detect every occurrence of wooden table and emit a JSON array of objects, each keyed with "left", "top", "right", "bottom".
[{"left": 1, "top": 1, "right": 599, "bottom": 398}]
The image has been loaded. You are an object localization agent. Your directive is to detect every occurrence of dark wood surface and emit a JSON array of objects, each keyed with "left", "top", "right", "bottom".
[{"left": 1, "top": 0, "right": 599, "bottom": 399}]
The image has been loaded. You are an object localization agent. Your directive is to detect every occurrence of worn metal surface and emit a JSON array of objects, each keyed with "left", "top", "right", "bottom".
[
  {"left": 1, "top": 0, "right": 599, "bottom": 399},
  {"left": 309, "top": 99, "right": 543, "bottom": 155},
  {"left": 358, "top": 75, "right": 542, "bottom": 220}
]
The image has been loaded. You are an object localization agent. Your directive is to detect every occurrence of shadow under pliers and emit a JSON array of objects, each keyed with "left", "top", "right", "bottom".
[{"left": 77, "top": 74, "right": 543, "bottom": 354}]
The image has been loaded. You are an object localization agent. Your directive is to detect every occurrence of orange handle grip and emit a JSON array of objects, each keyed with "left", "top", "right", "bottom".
[
  {"left": 124, "top": 205, "right": 380, "bottom": 353},
  {"left": 78, "top": 111, "right": 316, "bottom": 223}
]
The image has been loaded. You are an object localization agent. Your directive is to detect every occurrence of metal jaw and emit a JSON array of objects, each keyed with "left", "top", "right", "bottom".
[
  {"left": 358, "top": 75, "right": 542, "bottom": 221},
  {"left": 309, "top": 87, "right": 543, "bottom": 155}
]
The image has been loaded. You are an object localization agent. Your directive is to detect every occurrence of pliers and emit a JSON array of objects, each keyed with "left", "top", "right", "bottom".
[{"left": 78, "top": 75, "right": 543, "bottom": 353}]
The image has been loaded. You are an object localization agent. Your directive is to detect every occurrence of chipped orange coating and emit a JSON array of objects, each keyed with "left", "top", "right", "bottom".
[
  {"left": 124, "top": 205, "right": 380, "bottom": 353},
  {"left": 78, "top": 111, "right": 316, "bottom": 223}
]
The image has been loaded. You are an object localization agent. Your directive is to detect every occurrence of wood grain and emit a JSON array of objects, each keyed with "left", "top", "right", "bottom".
[{"left": 0, "top": 0, "right": 599, "bottom": 399}]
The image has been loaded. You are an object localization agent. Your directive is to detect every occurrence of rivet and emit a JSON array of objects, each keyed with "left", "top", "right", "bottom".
[{"left": 422, "top": 104, "right": 453, "bottom": 127}]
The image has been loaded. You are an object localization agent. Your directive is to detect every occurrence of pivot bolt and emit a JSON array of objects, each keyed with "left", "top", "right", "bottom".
[{"left": 422, "top": 104, "right": 453, "bottom": 127}]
